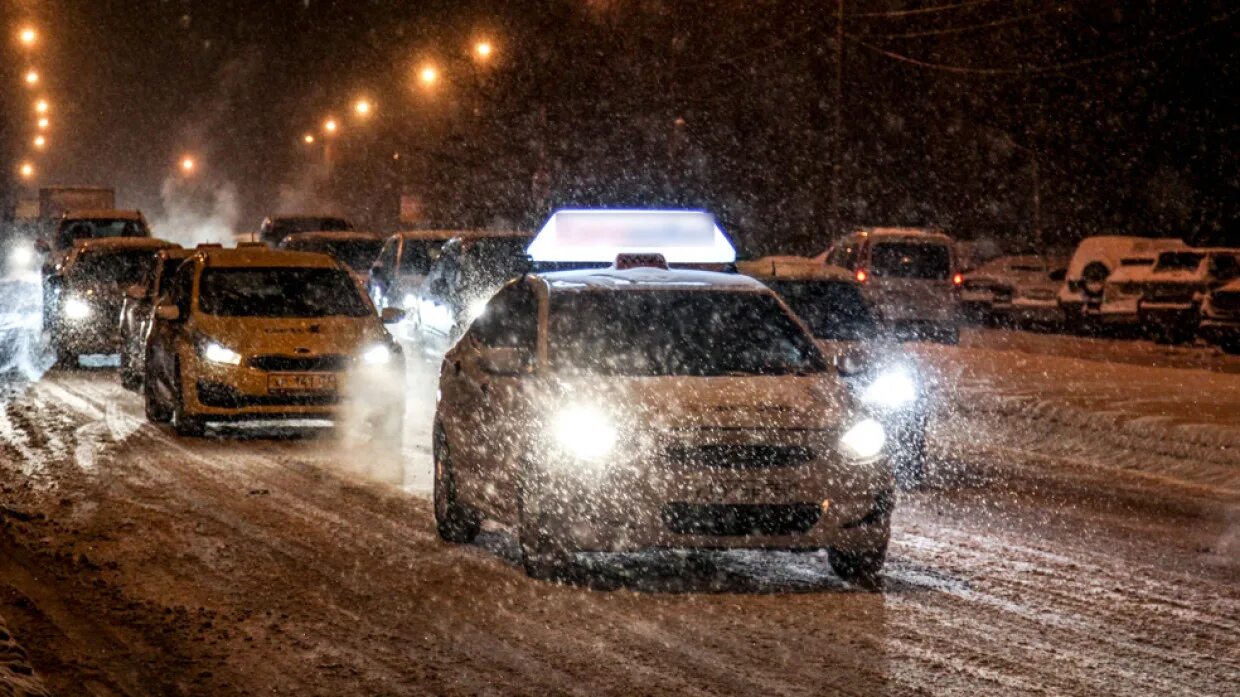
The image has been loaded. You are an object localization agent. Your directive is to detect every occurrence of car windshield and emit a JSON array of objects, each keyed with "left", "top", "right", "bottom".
[
  {"left": 197, "top": 267, "right": 370, "bottom": 317},
  {"left": 548, "top": 290, "right": 827, "bottom": 376},
  {"left": 58, "top": 219, "right": 149, "bottom": 246},
  {"left": 459, "top": 237, "right": 531, "bottom": 288},
  {"left": 283, "top": 238, "right": 383, "bottom": 272},
  {"left": 765, "top": 280, "right": 875, "bottom": 340},
  {"left": 869, "top": 241, "right": 951, "bottom": 280},
  {"left": 275, "top": 218, "right": 352, "bottom": 235},
  {"left": 1155, "top": 252, "right": 1204, "bottom": 271},
  {"left": 72, "top": 250, "right": 159, "bottom": 287}
]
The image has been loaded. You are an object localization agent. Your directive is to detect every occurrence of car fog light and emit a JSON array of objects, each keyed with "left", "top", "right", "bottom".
[
  {"left": 551, "top": 405, "right": 617, "bottom": 461},
  {"left": 63, "top": 297, "right": 92, "bottom": 320},
  {"left": 362, "top": 344, "right": 392, "bottom": 366},
  {"left": 840, "top": 418, "right": 885, "bottom": 461},
  {"left": 861, "top": 368, "right": 917, "bottom": 409},
  {"left": 203, "top": 342, "right": 243, "bottom": 366}
]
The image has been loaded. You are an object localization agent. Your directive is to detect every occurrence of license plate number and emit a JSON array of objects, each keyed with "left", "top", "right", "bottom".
[{"left": 268, "top": 373, "right": 336, "bottom": 392}]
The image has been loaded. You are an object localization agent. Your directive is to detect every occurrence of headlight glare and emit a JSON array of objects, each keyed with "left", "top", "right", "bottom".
[
  {"left": 466, "top": 298, "right": 489, "bottom": 321},
  {"left": 861, "top": 368, "right": 918, "bottom": 409},
  {"left": 202, "top": 341, "right": 243, "bottom": 366},
  {"left": 361, "top": 343, "right": 392, "bottom": 366},
  {"left": 551, "top": 405, "right": 617, "bottom": 461},
  {"left": 63, "top": 297, "right": 92, "bottom": 320},
  {"left": 840, "top": 418, "right": 886, "bottom": 461}
]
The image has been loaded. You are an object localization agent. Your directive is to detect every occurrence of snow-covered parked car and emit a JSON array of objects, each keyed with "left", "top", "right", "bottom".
[
  {"left": 816, "top": 228, "right": 962, "bottom": 344},
  {"left": 1198, "top": 278, "right": 1240, "bottom": 354},
  {"left": 738, "top": 256, "right": 931, "bottom": 485},
  {"left": 1097, "top": 256, "right": 1163, "bottom": 329},
  {"left": 433, "top": 259, "right": 894, "bottom": 585},
  {"left": 959, "top": 255, "right": 1066, "bottom": 326},
  {"left": 1057, "top": 235, "right": 1185, "bottom": 331},
  {"left": 1136, "top": 249, "right": 1240, "bottom": 343}
]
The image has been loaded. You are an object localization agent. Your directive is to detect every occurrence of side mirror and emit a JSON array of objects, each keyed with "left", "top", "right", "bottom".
[
  {"left": 834, "top": 349, "right": 868, "bottom": 377},
  {"left": 34, "top": 239, "right": 50, "bottom": 253},
  {"left": 380, "top": 307, "right": 405, "bottom": 324},
  {"left": 155, "top": 303, "right": 181, "bottom": 322},
  {"left": 125, "top": 284, "right": 146, "bottom": 300},
  {"left": 479, "top": 346, "right": 531, "bottom": 376}
]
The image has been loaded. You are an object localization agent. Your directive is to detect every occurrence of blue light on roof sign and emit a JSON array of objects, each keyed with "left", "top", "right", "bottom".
[{"left": 526, "top": 209, "right": 737, "bottom": 264}]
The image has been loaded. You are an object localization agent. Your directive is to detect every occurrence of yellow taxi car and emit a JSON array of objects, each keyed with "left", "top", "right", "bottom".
[{"left": 142, "top": 245, "right": 405, "bottom": 436}]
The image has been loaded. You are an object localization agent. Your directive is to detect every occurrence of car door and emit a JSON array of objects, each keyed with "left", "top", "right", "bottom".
[
  {"left": 417, "top": 242, "right": 461, "bottom": 354},
  {"left": 446, "top": 280, "right": 539, "bottom": 517},
  {"left": 147, "top": 262, "right": 195, "bottom": 402}
]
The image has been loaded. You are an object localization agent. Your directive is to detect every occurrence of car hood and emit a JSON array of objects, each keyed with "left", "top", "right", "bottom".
[
  {"left": 542, "top": 374, "right": 852, "bottom": 432},
  {"left": 191, "top": 314, "right": 386, "bottom": 356}
]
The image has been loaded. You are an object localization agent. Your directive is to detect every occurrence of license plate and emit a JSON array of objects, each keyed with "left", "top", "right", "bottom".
[{"left": 267, "top": 373, "right": 336, "bottom": 392}]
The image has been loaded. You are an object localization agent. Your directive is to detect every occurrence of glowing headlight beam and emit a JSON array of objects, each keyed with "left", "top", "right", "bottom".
[
  {"left": 551, "top": 406, "right": 617, "bottom": 461},
  {"left": 63, "top": 297, "right": 92, "bottom": 320},
  {"left": 361, "top": 344, "right": 392, "bottom": 366},
  {"left": 840, "top": 418, "right": 886, "bottom": 461},
  {"left": 466, "top": 298, "right": 489, "bottom": 321},
  {"left": 203, "top": 342, "right": 242, "bottom": 366},
  {"left": 861, "top": 368, "right": 918, "bottom": 409}
]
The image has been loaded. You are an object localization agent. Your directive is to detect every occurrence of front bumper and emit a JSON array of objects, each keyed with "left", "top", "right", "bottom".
[
  {"left": 1003, "top": 298, "right": 1061, "bottom": 324},
  {"left": 526, "top": 431, "right": 893, "bottom": 554},
  {"left": 1098, "top": 297, "right": 1140, "bottom": 325}
]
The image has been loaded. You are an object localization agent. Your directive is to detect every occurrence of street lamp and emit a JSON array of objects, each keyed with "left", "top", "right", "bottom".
[
  {"left": 418, "top": 64, "right": 439, "bottom": 88},
  {"left": 180, "top": 156, "right": 196, "bottom": 174},
  {"left": 37, "top": 117, "right": 49, "bottom": 130},
  {"left": 474, "top": 41, "right": 493, "bottom": 61},
  {"left": 19, "top": 162, "right": 34, "bottom": 179},
  {"left": 303, "top": 133, "right": 315, "bottom": 144},
  {"left": 24, "top": 69, "right": 38, "bottom": 85},
  {"left": 324, "top": 118, "right": 339, "bottom": 135},
  {"left": 18, "top": 27, "right": 37, "bottom": 47},
  {"left": 34, "top": 99, "right": 48, "bottom": 114},
  {"left": 354, "top": 99, "right": 373, "bottom": 117},
  {"left": 33, "top": 135, "right": 46, "bottom": 150}
]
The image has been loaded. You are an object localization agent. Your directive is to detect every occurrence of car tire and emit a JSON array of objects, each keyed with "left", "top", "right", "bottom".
[
  {"left": 828, "top": 541, "right": 888, "bottom": 590},
  {"left": 119, "top": 350, "right": 141, "bottom": 391},
  {"left": 50, "top": 334, "right": 76, "bottom": 368},
  {"left": 144, "top": 369, "right": 172, "bottom": 424},
  {"left": 433, "top": 423, "right": 480, "bottom": 544},
  {"left": 517, "top": 467, "right": 576, "bottom": 581},
  {"left": 170, "top": 359, "right": 205, "bottom": 437}
]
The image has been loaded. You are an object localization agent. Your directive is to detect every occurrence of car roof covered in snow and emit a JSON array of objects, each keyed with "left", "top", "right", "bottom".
[
  {"left": 395, "top": 229, "right": 527, "bottom": 242},
  {"left": 280, "top": 230, "right": 383, "bottom": 244},
  {"left": 856, "top": 226, "right": 952, "bottom": 243},
  {"left": 537, "top": 266, "right": 767, "bottom": 293},
  {"left": 736, "top": 256, "right": 857, "bottom": 283},
  {"left": 1066, "top": 236, "right": 1185, "bottom": 278},
  {"left": 195, "top": 247, "right": 343, "bottom": 269},
  {"left": 61, "top": 209, "right": 145, "bottom": 221}
]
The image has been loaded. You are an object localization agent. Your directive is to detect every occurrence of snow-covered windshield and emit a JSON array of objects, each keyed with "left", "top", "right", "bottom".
[
  {"left": 197, "top": 267, "right": 370, "bottom": 317},
  {"left": 869, "top": 242, "right": 950, "bottom": 280},
  {"left": 547, "top": 291, "right": 827, "bottom": 376},
  {"left": 71, "top": 250, "right": 158, "bottom": 287},
  {"left": 282, "top": 238, "right": 383, "bottom": 273}
]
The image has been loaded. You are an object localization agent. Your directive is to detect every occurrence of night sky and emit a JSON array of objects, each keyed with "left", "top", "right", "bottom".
[{"left": 2, "top": 0, "right": 1236, "bottom": 252}]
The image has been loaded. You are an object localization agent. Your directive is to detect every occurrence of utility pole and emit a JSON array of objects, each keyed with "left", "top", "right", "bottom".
[
  {"left": 1031, "top": 156, "right": 1042, "bottom": 248},
  {"left": 832, "top": 0, "right": 845, "bottom": 237}
]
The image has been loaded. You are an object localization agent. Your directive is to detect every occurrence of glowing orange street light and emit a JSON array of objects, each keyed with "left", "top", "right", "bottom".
[
  {"left": 418, "top": 65, "right": 439, "bottom": 87},
  {"left": 18, "top": 27, "right": 37, "bottom": 47},
  {"left": 34, "top": 99, "right": 48, "bottom": 114},
  {"left": 303, "top": 133, "right": 315, "bottom": 144},
  {"left": 180, "top": 156, "right": 196, "bottom": 174},
  {"left": 37, "top": 117, "right": 49, "bottom": 130},
  {"left": 324, "top": 118, "right": 338, "bottom": 135},
  {"left": 33, "top": 135, "right": 46, "bottom": 149},
  {"left": 24, "top": 69, "right": 38, "bottom": 85},
  {"left": 354, "top": 99, "right": 373, "bottom": 117},
  {"left": 19, "top": 162, "right": 35, "bottom": 179},
  {"left": 474, "top": 41, "right": 493, "bottom": 60}
]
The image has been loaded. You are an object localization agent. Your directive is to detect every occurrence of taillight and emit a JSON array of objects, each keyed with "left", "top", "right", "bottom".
[
  {"left": 952, "top": 273, "right": 964, "bottom": 286},
  {"left": 855, "top": 269, "right": 868, "bottom": 283}
]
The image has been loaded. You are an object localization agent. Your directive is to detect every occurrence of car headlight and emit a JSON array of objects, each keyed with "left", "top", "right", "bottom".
[
  {"left": 361, "top": 343, "right": 393, "bottom": 366},
  {"left": 466, "top": 298, "right": 489, "bottom": 321},
  {"left": 861, "top": 368, "right": 918, "bottom": 410},
  {"left": 202, "top": 341, "right": 243, "bottom": 366},
  {"left": 63, "top": 297, "right": 92, "bottom": 320},
  {"left": 9, "top": 243, "right": 34, "bottom": 269},
  {"left": 550, "top": 405, "right": 617, "bottom": 461},
  {"left": 839, "top": 418, "right": 886, "bottom": 461},
  {"left": 402, "top": 293, "right": 417, "bottom": 310}
]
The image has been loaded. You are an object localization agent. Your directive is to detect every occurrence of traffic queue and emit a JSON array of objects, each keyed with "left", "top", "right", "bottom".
[{"left": 32, "top": 206, "right": 951, "bottom": 583}]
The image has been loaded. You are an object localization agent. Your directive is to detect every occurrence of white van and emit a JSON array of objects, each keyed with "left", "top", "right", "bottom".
[
  {"left": 816, "top": 228, "right": 961, "bottom": 344},
  {"left": 1057, "top": 236, "right": 1185, "bottom": 330}
]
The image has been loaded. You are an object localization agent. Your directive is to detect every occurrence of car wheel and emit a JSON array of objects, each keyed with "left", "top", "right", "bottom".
[
  {"left": 119, "top": 350, "right": 141, "bottom": 390},
  {"left": 433, "top": 423, "right": 480, "bottom": 544},
  {"left": 144, "top": 366, "right": 172, "bottom": 424},
  {"left": 170, "top": 359, "right": 205, "bottom": 437},
  {"left": 50, "top": 333, "right": 76, "bottom": 368},
  {"left": 828, "top": 541, "right": 888, "bottom": 590},
  {"left": 517, "top": 467, "right": 575, "bottom": 581}
]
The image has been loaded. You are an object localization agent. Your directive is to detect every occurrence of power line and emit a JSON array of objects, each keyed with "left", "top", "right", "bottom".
[
  {"left": 862, "top": 9, "right": 1051, "bottom": 39},
  {"left": 848, "top": 8, "right": 1237, "bottom": 76},
  {"left": 849, "top": 0, "right": 999, "bottom": 19}
]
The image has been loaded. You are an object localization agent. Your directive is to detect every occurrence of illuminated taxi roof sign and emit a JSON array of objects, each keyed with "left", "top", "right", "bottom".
[{"left": 527, "top": 209, "right": 736, "bottom": 264}]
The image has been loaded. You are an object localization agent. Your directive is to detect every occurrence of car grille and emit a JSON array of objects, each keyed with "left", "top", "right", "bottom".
[
  {"left": 248, "top": 354, "right": 350, "bottom": 372},
  {"left": 1212, "top": 291, "right": 1240, "bottom": 312},
  {"left": 196, "top": 381, "right": 340, "bottom": 408},
  {"left": 665, "top": 443, "right": 815, "bottom": 469},
  {"left": 661, "top": 503, "right": 821, "bottom": 536}
]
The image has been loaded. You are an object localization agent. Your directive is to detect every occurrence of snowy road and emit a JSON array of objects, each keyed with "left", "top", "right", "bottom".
[{"left": 0, "top": 330, "right": 1237, "bottom": 695}]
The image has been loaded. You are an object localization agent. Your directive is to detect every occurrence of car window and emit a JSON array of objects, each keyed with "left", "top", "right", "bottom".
[
  {"left": 548, "top": 290, "right": 827, "bottom": 376},
  {"left": 197, "top": 267, "right": 371, "bottom": 318},
  {"left": 166, "top": 261, "right": 196, "bottom": 316},
  {"left": 471, "top": 282, "right": 537, "bottom": 350},
  {"left": 1210, "top": 254, "right": 1240, "bottom": 281},
  {"left": 869, "top": 241, "right": 951, "bottom": 280},
  {"left": 399, "top": 240, "right": 442, "bottom": 275}
]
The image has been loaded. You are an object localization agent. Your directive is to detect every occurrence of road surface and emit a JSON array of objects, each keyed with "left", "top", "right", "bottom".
[{"left": 0, "top": 329, "right": 1236, "bottom": 696}]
